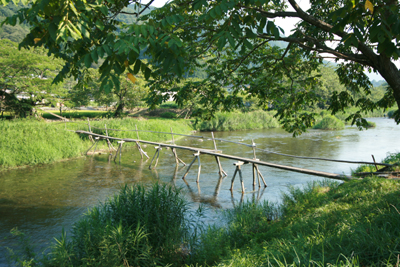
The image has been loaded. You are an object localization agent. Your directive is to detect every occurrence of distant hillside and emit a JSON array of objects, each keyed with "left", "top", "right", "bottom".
[
  {"left": 0, "top": 3, "right": 30, "bottom": 43},
  {"left": 0, "top": 3, "right": 155, "bottom": 43}
]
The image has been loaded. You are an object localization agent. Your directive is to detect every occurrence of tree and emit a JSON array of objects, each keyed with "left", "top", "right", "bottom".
[
  {"left": 71, "top": 68, "right": 148, "bottom": 117},
  {"left": 0, "top": 39, "right": 65, "bottom": 117},
  {"left": 3, "top": 0, "right": 400, "bottom": 134}
]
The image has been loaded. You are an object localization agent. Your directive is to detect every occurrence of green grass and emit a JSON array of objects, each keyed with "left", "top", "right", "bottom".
[
  {"left": 195, "top": 110, "right": 279, "bottom": 131},
  {"left": 0, "top": 117, "right": 194, "bottom": 170},
  {"left": 0, "top": 118, "right": 89, "bottom": 170},
  {"left": 190, "top": 178, "right": 400, "bottom": 267},
  {"left": 353, "top": 152, "right": 400, "bottom": 174}
]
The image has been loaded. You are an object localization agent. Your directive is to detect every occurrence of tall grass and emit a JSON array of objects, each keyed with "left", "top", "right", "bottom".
[
  {"left": 0, "top": 118, "right": 88, "bottom": 169},
  {"left": 195, "top": 111, "right": 279, "bottom": 131},
  {"left": 190, "top": 178, "right": 400, "bottom": 267}
]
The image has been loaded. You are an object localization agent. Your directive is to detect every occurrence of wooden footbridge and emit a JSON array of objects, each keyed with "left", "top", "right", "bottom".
[{"left": 69, "top": 120, "right": 394, "bottom": 194}]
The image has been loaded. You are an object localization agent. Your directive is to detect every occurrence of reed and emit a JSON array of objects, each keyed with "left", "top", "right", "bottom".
[{"left": 195, "top": 111, "right": 279, "bottom": 131}]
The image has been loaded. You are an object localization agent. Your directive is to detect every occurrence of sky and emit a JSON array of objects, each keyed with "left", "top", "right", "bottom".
[{"left": 140, "top": 0, "right": 385, "bottom": 81}]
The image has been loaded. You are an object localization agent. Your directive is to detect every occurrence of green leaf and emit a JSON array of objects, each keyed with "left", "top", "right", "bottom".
[
  {"left": 134, "top": 59, "right": 141, "bottom": 74},
  {"left": 227, "top": 33, "right": 236, "bottom": 48},
  {"left": 218, "top": 34, "right": 226, "bottom": 50},
  {"left": 145, "top": 67, "right": 151, "bottom": 79},
  {"left": 95, "top": 20, "right": 104, "bottom": 31},
  {"left": 49, "top": 23, "right": 57, "bottom": 41},
  {"left": 243, "top": 39, "right": 253, "bottom": 50},
  {"left": 84, "top": 54, "right": 92, "bottom": 68},
  {"left": 99, "top": 5, "right": 108, "bottom": 16},
  {"left": 91, "top": 49, "right": 98, "bottom": 62},
  {"left": 245, "top": 28, "right": 257, "bottom": 38}
]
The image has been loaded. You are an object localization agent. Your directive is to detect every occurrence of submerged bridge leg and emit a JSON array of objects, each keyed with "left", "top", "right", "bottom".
[
  {"left": 149, "top": 145, "right": 162, "bottom": 169},
  {"left": 86, "top": 137, "right": 100, "bottom": 155},
  {"left": 135, "top": 141, "right": 149, "bottom": 159},
  {"left": 230, "top": 161, "right": 245, "bottom": 194},
  {"left": 113, "top": 141, "right": 125, "bottom": 163},
  {"left": 182, "top": 152, "right": 201, "bottom": 182}
]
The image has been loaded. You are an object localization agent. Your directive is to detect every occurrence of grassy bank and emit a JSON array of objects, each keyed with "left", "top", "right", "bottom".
[
  {"left": 0, "top": 118, "right": 193, "bottom": 170},
  {"left": 195, "top": 111, "right": 279, "bottom": 131},
  {"left": 7, "top": 177, "right": 400, "bottom": 266}
]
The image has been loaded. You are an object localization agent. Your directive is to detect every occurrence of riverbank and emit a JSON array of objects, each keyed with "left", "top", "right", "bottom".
[
  {"left": 6, "top": 176, "right": 400, "bottom": 267},
  {"left": 0, "top": 117, "right": 193, "bottom": 170}
]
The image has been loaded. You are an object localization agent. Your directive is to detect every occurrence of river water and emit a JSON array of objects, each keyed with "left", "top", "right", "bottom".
[{"left": 1, "top": 117, "right": 399, "bottom": 264}]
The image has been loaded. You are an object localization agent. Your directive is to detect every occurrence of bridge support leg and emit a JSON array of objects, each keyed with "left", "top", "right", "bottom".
[
  {"left": 113, "top": 141, "right": 125, "bottom": 163},
  {"left": 182, "top": 152, "right": 200, "bottom": 180},
  {"left": 86, "top": 138, "right": 99, "bottom": 155},
  {"left": 172, "top": 148, "right": 186, "bottom": 166},
  {"left": 92, "top": 137, "right": 100, "bottom": 156},
  {"left": 230, "top": 161, "right": 245, "bottom": 194},
  {"left": 136, "top": 141, "right": 149, "bottom": 159},
  {"left": 255, "top": 165, "right": 267, "bottom": 188},
  {"left": 215, "top": 156, "right": 227, "bottom": 177},
  {"left": 149, "top": 146, "right": 162, "bottom": 169}
]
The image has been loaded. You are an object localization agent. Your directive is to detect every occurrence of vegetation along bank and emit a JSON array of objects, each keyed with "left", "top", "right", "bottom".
[
  {"left": 6, "top": 151, "right": 400, "bottom": 266},
  {"left": 0, "top": 117, "right": 193, "bottom": 170}
]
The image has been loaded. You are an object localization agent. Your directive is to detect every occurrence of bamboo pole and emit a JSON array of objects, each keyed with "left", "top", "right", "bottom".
[{"left": 372, "top": 154, "right": 379, "bottom": 171}]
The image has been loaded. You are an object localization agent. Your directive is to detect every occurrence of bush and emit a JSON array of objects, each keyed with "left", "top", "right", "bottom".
[
  {"left": 160, "top": 111, "right": 177, "bottom": 119},
  {"left": 195, "top": 111, "right": 279, "bottom": 131},
  {"left": 45, "top": 183, "right": 193, "bottom": 266},
  {"left": 313, "top": 115, "right": 345, "bottom": 130}
]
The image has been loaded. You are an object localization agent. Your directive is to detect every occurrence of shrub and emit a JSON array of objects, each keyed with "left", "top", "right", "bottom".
[
  {"left": 160, "top": 111, "right": 177, "bottom": 119},
  {"left": 313, "top": 115, "right": 345, "bottom": 130},
  {"left": 46, "top": 183, "right": 193, "bottom": 266}
]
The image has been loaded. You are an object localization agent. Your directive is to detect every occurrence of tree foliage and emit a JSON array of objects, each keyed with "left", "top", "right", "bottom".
[
  {"left": 3, "top": 0, "right": 400, "bottom": 134},
  {"left": 0, "top": 39, "right": 65, "bottom": 117}
]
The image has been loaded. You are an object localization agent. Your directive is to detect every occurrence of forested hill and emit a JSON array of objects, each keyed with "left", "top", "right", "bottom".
[
  {"left": 0, "top": 3, "right": 29, "bottom": 42},
  {"left": 0, "top": 3, "right": 155, "bottom": 43}
]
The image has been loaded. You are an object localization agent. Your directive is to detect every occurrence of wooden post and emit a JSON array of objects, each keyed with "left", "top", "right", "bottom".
[
  {"left": 92, "top": 137, "right": 100, "bottom": 156},
  {"left": 113, "top": 141, "right": 125, "bottom": 163},
  {"left": 149, "top": 145, "right": 162, "bottom": 169},
  {"left": 230, "top": 161, "right": 245, "bottom": 193},
  {"left": 212, "top": 132, "right": 227, "bottom": 176},
  {"left": 85, "top": 138, "right": 98, "bottom": 155},
  {"left": 196, "top": 152, "right": 201, "bottom": 183},
  {"left": 372, "top": 155, "right": 379, "bottom": 171},
  {"left": 252, "top": 140, "right": 257, "bottom": 187},
  {"left": 171, "top": 127, "right": 179, "bottom": 165},
  {"left": 87, "top": 118, "right": 94, "bottom": 142},
  {"left": 135, "top": 124, "right": 140, "bottom": 140},
  {"left": 182, "top": 152, "right": 200, "bottom": 180}
]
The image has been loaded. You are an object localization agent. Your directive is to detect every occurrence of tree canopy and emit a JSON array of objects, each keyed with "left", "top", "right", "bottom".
[
  {"left": 0, "top": 39, "right": 65, "bottom": 117},
  {"left": 2, "top": 0, "right": 400, "bottom": 134}
]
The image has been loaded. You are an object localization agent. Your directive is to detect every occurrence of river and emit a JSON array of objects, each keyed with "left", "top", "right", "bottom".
[{"left": 1, "top": 117, "right": 399, "bottom": 265}]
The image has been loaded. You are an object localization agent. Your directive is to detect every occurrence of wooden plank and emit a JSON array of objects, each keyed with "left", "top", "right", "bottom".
[{"left": 75, "top": 130, "right": 354, "bottom": 181}]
